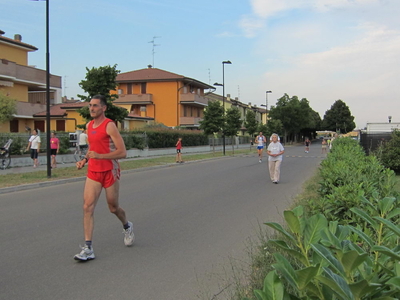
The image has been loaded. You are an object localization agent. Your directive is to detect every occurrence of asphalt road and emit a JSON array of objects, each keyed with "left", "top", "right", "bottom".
[{"left": 0, "top": 143, "right": 324, "bottom": 300}]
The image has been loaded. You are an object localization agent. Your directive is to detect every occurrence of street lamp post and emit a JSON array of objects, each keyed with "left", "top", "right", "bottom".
[
  {"left": 45, "top": 0, "right": 51, "bottom": 178},
  {"left": 221, "top": 60, "right": 231, "bottom": 155},
  {"left": 33, "top": 0, "right": 51, "bottom": 177}
]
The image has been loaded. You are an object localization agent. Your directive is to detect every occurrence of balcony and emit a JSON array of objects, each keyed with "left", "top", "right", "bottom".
[
  {"left": 179, "top": 93, "right": 208, "bottom": 107},
  {"left": 180, "top": 117, "right": 203, "bottom": 127},
  {"left": 115, "top": 94, "right": 153, "bottom": 104},
  {"left": 0, "top": 59, "right": 61, "bottom": 88}
]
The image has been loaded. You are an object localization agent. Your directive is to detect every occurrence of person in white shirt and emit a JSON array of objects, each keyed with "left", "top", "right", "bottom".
[
  {"left": 267, "top": 133, "right": 285, "bottom": 184},
  {"left": 26, "top": 129, "right": 41, "bottom": 168},
  {"left": 254, "top": 132, "right": 267, "bottom": 163},
  {"left": 79, "top": 129, "right": 88, "bottom": 150}
]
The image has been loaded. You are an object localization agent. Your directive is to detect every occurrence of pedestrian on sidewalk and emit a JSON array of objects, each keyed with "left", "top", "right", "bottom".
[
  {"left": 267, "top": 133, "right": 285, "bottom": 184},
  {"left": 79, "top": 129, "right": 88, "bottom": 150},
  {"left": 50, "top": 132, "right": 60, "bottom": 168},
  {"left": 176, "top": 137, "right": 183, "bottom": 163},
  {"left": 74, "top": 95, "right": 134, "bottom": 262},
  {"left": 26, "top": 129, "right": 41, "bottom": 168}
]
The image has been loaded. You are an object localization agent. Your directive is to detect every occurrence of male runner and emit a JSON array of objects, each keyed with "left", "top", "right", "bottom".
[
  {"left": 255, "top": 132, "right": 266, "bottom": 163},
  {"left": 74, "top": 95, "right": 134, "bottom": 261}
]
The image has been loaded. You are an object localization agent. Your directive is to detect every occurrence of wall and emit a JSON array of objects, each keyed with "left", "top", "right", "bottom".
[
  {"left": 148, "top": 81, "right": 178, "bottom": 127},
  {"left": 65, "top": 110, "right": 85, "bottom": 131},
  {"left": 1, "top": 83, "right": 28, "bottom": 102},
  {"left": 0, "top": 44, "right": 28, "bottom": 65}
]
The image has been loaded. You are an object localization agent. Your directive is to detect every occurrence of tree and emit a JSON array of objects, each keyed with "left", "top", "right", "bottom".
[
  {"left": 266, "top": 119, "right": 284, "bottom": 138},
  {"left": 0, "top": 93, "right": 17, "bottom": 124},
  {"left": 322, "top": 100, "right": 355, "bottom": 134},
  {"left": 199, "top": 100, "right": 224, "bottom": 135},
  {"left": 200, "top": 100, "right": 224, "bottom": 152},
  {"left": 225, "top": 107, "right": 242, "bottom": 153},
  {"left": 269, "top": 94, "right": 321, "bottom": 143},
  {"left": 77, "top": 64, "right": 128, "bottom": 125},
  {"left": 244, "top": 110, "right": 258, "bottom": 138}
]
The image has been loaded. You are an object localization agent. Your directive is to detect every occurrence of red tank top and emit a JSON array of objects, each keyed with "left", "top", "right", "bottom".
[{"left": 87, "top": 118, "right": 119, "bottom": 172}]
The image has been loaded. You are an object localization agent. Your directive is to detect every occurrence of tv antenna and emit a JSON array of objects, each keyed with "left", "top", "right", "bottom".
[{"left": 148, "top": 36, "right": 161, "bottom": 67}]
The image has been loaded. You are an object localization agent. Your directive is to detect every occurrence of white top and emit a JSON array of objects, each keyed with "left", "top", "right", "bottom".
[
  {"left": 267, "top": 142, "right": 284, "bottom": 161},
  {"left": 79, "top": 133, "right": 88, "bottom": 146},
  {"left": 256, "top": 135, "right": 265, "bottom": 146},
  {"left": 29, "top": 135, "right": 41, "bottom": 150}
]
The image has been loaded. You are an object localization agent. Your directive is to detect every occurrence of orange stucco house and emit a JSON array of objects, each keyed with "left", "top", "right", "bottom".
[
  {"left": 0, "top": 30, "right": 62, "bottom": 133},
  {"left": 112, "top": 66, "right": 214, "bottom": 130}
]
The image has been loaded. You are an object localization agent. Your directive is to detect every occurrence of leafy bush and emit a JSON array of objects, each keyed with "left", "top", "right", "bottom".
[
  {"left": 246, "top": 202, "right": 400, "bottom": 300},
  {"left": 308, "top": 137, "right": 398, "bottom": 224},
  {"left": 121, "top": 132, "right": 146, "bottom": 150},
  {"left": 131, "top": 128, "right": 208, "bottom": 149},
  {"left": 375, "top": 130, "right": 400, "bottom": 174}
]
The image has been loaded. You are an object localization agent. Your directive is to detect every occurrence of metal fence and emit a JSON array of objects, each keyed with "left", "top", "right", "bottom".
[
  {"left": 360, "top": 133, "right": 392, "bottom": 155},
  {"left": 208, "top": 136, "right": 252, "bottom": 146}
]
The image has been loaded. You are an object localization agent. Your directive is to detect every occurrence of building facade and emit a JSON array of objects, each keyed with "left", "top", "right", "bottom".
[
  {"left": 112, "top": 66, "right": 214, "bottom": 130},
  {"left": 0, "top": 30, "right": 62, "bottom": 133}
]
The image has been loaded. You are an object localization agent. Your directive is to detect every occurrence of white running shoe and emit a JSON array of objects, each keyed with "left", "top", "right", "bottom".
[
  {"left": 74, "top": 245, "right": 95, "bottom": 261},
  {"left": 123, "top": 221, "right": 135, "bottom": 246}
]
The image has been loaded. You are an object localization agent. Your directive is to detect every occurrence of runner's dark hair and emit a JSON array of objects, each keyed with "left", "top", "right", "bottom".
[{"left": 91, "top": 95, "right": 107, "bottom": 107}]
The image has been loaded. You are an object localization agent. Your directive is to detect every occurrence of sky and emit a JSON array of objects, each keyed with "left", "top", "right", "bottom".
[{"left": 1, "top": 0, "right": 400, "bottom": 129}]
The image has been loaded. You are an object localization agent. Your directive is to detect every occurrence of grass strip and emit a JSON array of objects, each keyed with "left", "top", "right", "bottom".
[{"left": 0, "top": 149, "right": 253, "bottom": 189}]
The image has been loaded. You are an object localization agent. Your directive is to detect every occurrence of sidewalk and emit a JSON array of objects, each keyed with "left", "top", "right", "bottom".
[{"left": 0, "top": 143, "right": 254, "bottom": 175}]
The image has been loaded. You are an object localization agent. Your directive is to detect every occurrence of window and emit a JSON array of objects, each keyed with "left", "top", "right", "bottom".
[
  {"left": 127, "top": 83, "right": 133, "bottom": 94},
  {"left": 141, "top": 82, "right": 146, "bottom": 94},
  {"left": 140, "top": 106, "right": 146, "bottom": 112},
  {"left": 10, "top": 119, "right": 18, "bottom": 132}
]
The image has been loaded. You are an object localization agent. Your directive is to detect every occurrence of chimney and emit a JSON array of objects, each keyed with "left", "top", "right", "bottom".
[
  {"left": 14, "top": 34, "right": 22, "bottom": 42},
  {"left": 227, "top": 94, "right": 231, "bottom": 101},
  {"left": 147, "top": 65, "right": 152, "bottom": 68}
]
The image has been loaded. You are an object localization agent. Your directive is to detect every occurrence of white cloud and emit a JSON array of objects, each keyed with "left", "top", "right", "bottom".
[
  {"left": 239, "top": 0, "right": 386, "bottom": 36},
  {"left": 238, "top": 15, "right": 265, "bottom": 38},
  {"left": 263, "top": 22, "right": 400, "bottom": 127}
]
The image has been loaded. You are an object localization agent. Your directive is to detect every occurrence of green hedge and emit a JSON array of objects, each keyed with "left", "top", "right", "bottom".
[
  {"left": 309, "top": 137, "right": 398, "bottom": 224},
  {"left": 130, "top": 128, "right": 208, "bottom": 149},
  {"left": 247, "top": 137, "right": 400, "bottom": 300}
]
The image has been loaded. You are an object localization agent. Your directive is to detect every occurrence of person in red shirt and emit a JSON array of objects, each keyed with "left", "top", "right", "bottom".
[
  {"left": 74, "top": 95, "right": 134, "bottom": 261},
  {"left": 50, "top": 132, "right": 60, "bottom": 168},
  {"left": 176, "top": 137, "right": 183, "bottom": 163}
]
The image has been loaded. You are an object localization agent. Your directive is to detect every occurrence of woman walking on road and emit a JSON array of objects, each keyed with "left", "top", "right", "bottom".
[{"left": 267, "top": 133, "right": 285, "bottom": 184}]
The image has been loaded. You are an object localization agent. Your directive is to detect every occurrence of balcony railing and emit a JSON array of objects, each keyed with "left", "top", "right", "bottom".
[
  {"left": 179, "top": 93, "right": 208, "bottom": 106},
  {"left": 180, "top": 117, "right": 203, "bottom": 126},
  {"left": 0, "top": 59, "right": 61, "bottom": 88},
  {"left": 115, "top": 94, "right": 153, "bottom": 104}
]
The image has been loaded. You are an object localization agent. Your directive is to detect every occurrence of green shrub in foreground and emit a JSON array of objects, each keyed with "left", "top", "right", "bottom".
[
  {"left": 309, "top": 137, "right": 398, "bottom": 224},
  {"left": 245, "top": 203, "right": 400, "bottom": 300}
]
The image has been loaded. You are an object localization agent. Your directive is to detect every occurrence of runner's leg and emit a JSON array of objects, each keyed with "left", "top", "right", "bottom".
[
  {"left": 82, "top": 178, "right": 103, "bottom": 242},
  {"left": 105, "top": 180, "right": 128, "bottom": 225}
]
